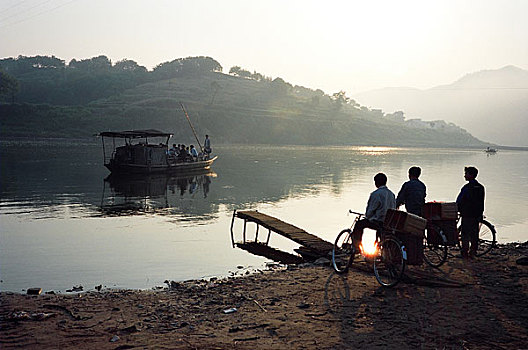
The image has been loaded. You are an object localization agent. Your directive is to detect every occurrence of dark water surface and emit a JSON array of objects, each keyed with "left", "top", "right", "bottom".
[{"left": 1, "top": 140, "right": 527, "bottom": 292}]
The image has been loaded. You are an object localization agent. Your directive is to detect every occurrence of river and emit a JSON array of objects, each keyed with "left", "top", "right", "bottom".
[{"left": 1, "top": 140, "right": 527, "bottom": 292}]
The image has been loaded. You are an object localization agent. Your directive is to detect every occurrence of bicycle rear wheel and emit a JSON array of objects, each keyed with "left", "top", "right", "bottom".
[
  {"left": 476, "top": 220, "right": 496, "bottom": 256},
  {"left": 373, "top": 237, "right": 405, "bottom": 287},
  {"left": 423, "top": 226, "right": 448, "bottom": 267},
  {"left": 457, "top": 219, "right": 497, "bottom": 256},
  {"left": 332, "top": 229, "right": 354, "bottom": 274}
]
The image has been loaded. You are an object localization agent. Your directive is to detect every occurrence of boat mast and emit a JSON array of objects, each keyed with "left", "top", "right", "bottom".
[
  {"left": 101, "top": 135, "right": 106, "bottom": 164},
  {"left": 180, "top": 103, "right": 204, "bottom": 152}
]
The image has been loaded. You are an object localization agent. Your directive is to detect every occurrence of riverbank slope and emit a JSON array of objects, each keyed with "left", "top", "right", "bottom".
[{"left": 1, "top": 243, "right": 527, "bottom": 349}]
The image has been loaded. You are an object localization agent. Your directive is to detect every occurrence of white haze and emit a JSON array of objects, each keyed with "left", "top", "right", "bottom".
[
  {"left": 1, "top": 0, "right": 527, "bottom": 144},
  {"left": 353, "top": 66, "right": 528, "bottom": 147}
]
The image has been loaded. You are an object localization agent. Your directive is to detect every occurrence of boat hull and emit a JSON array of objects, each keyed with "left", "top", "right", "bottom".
[{"left": 105, "top": 156, "right": 217, "bottom": 175}]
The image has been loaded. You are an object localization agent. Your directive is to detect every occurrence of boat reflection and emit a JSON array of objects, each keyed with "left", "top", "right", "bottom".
[{"left": 100, "top": 170, "right": 217, "bottom": 217}]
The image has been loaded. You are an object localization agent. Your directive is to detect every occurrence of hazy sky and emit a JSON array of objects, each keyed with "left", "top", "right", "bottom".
[{"left": 1, "top": 0, "right": 527, "bottom": 94}]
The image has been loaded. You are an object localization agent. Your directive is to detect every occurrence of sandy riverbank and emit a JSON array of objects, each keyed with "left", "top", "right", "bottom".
[{"left": 1, "top": 243, "right": 527, "bottom": 349}]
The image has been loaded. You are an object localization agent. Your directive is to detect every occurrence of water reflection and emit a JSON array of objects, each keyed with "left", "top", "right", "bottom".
[
  {"left": 1, "top": 140, "right": 528, "bottom": 292},
  {"left": 100, "top": 171, "right": 216, "bottom": 217},
  {"left": 1, "top": 142, "right": 527, "bottom": 235}
]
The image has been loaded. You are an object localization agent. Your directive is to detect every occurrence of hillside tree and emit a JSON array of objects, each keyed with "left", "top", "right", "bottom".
[{"left": 0, "top": 69, "right": 20, "bottom": 103}]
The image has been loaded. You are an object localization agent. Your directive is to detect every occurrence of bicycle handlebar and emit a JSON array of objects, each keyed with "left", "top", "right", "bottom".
[{"left": 348, "top": 210, "right": 364, "bottom": 217}]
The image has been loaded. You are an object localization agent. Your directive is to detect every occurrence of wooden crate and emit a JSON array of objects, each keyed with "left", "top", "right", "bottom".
[
  {"left": 424, "top": 202, "right": 458, "bottom": 220},
  {"left": 384, "top": 209, "right": 427, "bottom": 237}
]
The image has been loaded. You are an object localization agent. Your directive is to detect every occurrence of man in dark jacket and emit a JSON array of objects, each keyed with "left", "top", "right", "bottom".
[
  {"left": 456, "top": 166, "right": 485, "bottom": 259},
  {"left": 396, "top": 166, "right": 426, "bottom": 216}
]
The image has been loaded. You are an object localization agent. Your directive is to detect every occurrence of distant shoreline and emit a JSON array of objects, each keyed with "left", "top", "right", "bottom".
[
  {"left": 0, "top": 137, "right": 513, "bottom": 150},
  {"left": 495, "top": 145, "right": 528, "bottom": 151}
]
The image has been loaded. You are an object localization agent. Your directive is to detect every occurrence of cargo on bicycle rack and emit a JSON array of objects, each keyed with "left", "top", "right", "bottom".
[
  {"left": 383, "top": 209, "right": 427, "bottom": 266},
  {"left": 423, "top": 202, "right": 459, "bottom": 246},
  {"left": 423, "top": 202, "right": 458, "bottom": 220},
  {"left": 384, "top": 209, "right": 427, "bottom": 237}
]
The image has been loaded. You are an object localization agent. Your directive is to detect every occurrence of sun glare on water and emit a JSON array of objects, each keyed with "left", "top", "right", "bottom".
[{"left": 357, "top": 146, "right": 397, "bottom": 155}]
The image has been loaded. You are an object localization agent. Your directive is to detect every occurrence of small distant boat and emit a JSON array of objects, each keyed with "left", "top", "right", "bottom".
[
  {"left": 485, "top": 147, "right": 498, "bottom": 153},
  {"left": 99, "top": 129, "right": 217, "bottom": 175}
]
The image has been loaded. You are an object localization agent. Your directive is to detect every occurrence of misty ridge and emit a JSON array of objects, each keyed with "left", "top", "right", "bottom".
[
  {"left": 0, "top": 54, "right": 497, "bottom": 147},
  {"left": 353, "top": 65, "right": 528, "bottom": 147}
]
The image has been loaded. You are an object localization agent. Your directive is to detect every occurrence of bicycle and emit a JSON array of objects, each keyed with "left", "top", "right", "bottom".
[
  {"left": 331, "top": 210, "right": 406, "bottom": 287},
  {"left": 456, "top": 216, "right": 497, "bottom": 257},
  {"left": 423, "top": 202, "right": 497, "bottom": 258}
]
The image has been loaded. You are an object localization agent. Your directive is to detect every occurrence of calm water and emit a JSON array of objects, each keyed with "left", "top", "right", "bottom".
[{"left": 1, "top": 140, "right": 527, "bottom": 292}]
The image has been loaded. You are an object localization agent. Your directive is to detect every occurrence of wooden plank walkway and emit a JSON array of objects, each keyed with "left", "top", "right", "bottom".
[{"left": 235, "top": 210, "right": 334, "bottom": 255}]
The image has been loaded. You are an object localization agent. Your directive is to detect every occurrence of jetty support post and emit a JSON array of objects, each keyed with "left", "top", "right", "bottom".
[
  {"left": 243, "top": 219, "right": 247, "bottom": 243},
  {"left": 230, "top": 210, "right": 237, "bottom": 247}
]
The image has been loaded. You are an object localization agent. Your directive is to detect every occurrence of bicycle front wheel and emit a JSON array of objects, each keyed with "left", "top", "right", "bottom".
[
  {"left": 373, "top": 237, "right": 405, "bottom": 287},
  {"left": 423, "top": 226, "right": 448, "bottom": 267},
  {"left": 332, "top": 229, "right": 354, "bottom": 274}
]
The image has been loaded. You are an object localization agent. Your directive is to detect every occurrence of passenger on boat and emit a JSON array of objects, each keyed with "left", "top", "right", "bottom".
[
  {"left": 177, "top": 145, "right": 188, "bottom": 162},
  {"left": 190, "top": 145, "right": 198, "bottom": 161},
  {"left": 168, "top": 144, "right": 177, "bottom": 156}
]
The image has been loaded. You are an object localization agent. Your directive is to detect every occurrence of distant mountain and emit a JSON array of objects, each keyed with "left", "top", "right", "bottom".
[{"left": 353, "top": 66, "right": 528, "bottom": 147}]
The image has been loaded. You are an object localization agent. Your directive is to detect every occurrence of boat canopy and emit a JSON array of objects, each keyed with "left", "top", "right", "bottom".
[{"left": 99, "top": 129, "right": 173, "bottom": 139}]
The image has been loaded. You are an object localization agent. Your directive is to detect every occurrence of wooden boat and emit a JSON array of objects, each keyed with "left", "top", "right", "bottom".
[{"left": 99, "top": 129, "right": 217, "bottom": 175}]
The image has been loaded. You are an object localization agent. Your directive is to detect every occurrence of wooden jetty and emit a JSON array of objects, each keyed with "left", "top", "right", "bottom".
[{"left": 230, "top": 210, "right": 333, "bottom": 261}]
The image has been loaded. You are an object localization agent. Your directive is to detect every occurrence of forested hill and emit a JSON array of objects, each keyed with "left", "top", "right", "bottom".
[{"left": 0, "top": 55, "right": 487, "bottom": 147}]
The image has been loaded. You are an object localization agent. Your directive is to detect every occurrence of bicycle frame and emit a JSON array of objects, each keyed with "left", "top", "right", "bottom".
[
  {"left": 348, "top": 211, "right": 363, "bottom": 231},
  {"left": 348, "top": 210, "right": 385, "bottom": 257}
]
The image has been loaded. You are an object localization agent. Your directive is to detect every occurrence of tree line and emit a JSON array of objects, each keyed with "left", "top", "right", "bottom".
[
  {"left": 1, "top": 55, "right": 360, "bottom": 110},
  {"left": 0, "top": 55, "right": 222, "bottom": 105}
]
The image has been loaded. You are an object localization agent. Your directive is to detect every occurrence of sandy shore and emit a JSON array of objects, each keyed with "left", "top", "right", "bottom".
[{"left": 1, "top": 243, "right": 527, "bottom": 349}]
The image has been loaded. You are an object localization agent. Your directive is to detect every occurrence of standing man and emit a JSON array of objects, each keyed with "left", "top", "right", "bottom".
[
  {"left": 456, "top": 166, "right": 485, "bottom": 259},
  {"left": 396, "top": 166, "right": 426, "bottom": 216},
  {"left": 352, "top": 173, "right": 396, "bottom": 250},
  {"left": 204, "top": 134, "right": 212, "bottom": 158}
]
